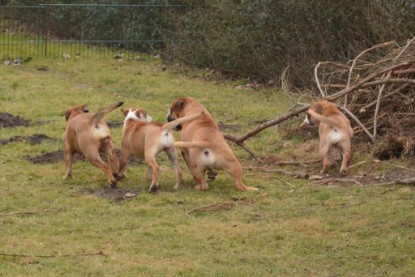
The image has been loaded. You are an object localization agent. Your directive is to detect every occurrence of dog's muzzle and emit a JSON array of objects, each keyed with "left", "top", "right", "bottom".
[
  {"left": 167, "top": 113, "right": 182, "bottom": 131},
  {"left": 167, "top": 114, "right": 174, "bottom": 122}
]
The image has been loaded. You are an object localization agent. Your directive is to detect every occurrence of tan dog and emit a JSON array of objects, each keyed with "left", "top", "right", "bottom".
[
  {"left": 63, "top": 102, "right": 123, "bottom": 188},
  {"left": 167, "top": 97, "right": 258, "bottom": 191},
  {"left": 302, "top": 100, "right": 353, "bottom": 176},
  {"left": 118, "top": 107, "right": 203, "bottom": 192}
]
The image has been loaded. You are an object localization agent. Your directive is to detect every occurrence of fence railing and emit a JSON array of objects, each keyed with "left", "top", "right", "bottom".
[{"left": 0, "top": 3, "right": 189, "bottom": 60}]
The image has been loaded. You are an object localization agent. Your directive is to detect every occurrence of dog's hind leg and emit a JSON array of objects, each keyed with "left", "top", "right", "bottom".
[
  {"left": 222, "top": 159, "right": 258, "bottom": 191},
  {"left": 145, "top": 147, "right": 160, "bottom": 192},
  {"left": 104, "top": 141, "right": 120, "bottom": 180},
  {"left": 319, "top": 143, "right": 331, "bottom": 174},
  {"left": 165, "top": 147, "right": 183, "bottom": 190},
  {"left": 145, "top": 158, "right": 159, "bottom": 193},
  {"left": 339, "top": 143, "right": 352, "bottom": 176},
  {"left": 86, "top": 153, "right": 117, "bottom": 189},
  {"left": 63, "top": 146, "right": 74, "bottom": 179},
  {"left": 118, "top": 146, "right": 131, "bottom": 179}
]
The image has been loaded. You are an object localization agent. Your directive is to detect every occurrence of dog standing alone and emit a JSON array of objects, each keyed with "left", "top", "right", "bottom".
[
  {"left": 302, "top": 100, "right": 353, "bottom": 176},
  {"left": 63, "top": 102, "right": 123, "bottom": 188},
  {"left": 118, "top": 107, "right": 203, "bottom": 192},
  {"left": 167, "top": 97, "right": 258, "bottom": 191}
]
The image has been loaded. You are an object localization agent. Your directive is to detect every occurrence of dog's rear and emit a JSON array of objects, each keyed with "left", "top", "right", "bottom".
[
  {"left": 167, "top": 97, "right": 258, "bottom": 191},
  {"left": 118, "top": 108, "right": 203, "bottom": 192},
  {"left": 63, "top": 102, "right": 123, "bottom": 188},
  {"left": 303, "top": 100, "right": 353, "bottom": 176}
]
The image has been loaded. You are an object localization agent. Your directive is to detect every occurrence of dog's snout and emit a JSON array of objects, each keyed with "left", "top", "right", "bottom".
[{"left": 167, "top": 114, "right": 174, "bottom": 122}]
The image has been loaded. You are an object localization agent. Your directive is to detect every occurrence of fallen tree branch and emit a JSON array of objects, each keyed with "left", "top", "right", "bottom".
[{"left": 224, "top": 105, "right": 309, "bottom": 145}]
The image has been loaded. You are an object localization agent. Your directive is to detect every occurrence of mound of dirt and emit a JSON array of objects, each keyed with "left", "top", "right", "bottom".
[
  {"left": 0, "top": 112, "right": 29, "bottom": 128},
  {"left": 0, "top": 134, "right": 56, "bottom": 145}
]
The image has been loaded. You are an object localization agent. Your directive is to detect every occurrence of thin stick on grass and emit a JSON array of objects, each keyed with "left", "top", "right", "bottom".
[
  {"left": 373, "top": 159, "right": 415, "bottom": 172},
  {"left": 0, "top": 251, "right": 107, "bottom": 258},
  {"left": 313, "top": 178, "right": 363, "bottom": 186},
  {"left": 0, "top": 208, "right": 62, "bottom": 217},
  {"left": 186, "top": 193, "right": 268, "bottom": 215}
]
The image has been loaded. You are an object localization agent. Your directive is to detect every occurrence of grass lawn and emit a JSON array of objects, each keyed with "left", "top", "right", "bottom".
[{"left": 0, "top": 56, "right": 414, "bottom": 276}]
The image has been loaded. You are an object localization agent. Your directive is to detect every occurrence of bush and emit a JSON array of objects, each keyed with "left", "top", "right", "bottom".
[{"left": 164, "top": 0, "right": 415, "bottom": 88}]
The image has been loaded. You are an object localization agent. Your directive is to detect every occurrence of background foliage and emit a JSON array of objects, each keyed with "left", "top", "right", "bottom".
[{"left": 1, "top": 0, "right": 414, "bottom": 87}]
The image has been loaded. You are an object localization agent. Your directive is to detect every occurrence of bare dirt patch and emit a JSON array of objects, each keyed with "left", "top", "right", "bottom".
[
  {"left": 0, "top": 134, "right": 56, "bottom": 145},
  {"left": 0, "top": 112, "right": 29, "bottom": 128},
  {"left": 81, "top": 188, "right": 139, "bottom": 202}
]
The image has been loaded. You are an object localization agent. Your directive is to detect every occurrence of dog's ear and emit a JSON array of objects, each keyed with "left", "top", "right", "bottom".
[
  {"left": 174, "top": 98, "right": 186, "bottom": 111},
  {"left": 121, "top": 108, "right": 128, "bottom": 116},
  {"left": 64, "top": 111, "right": 71, "bottom": 121},
  {"left": 82, "top": 104, "right": 89, "bottom": 113}
]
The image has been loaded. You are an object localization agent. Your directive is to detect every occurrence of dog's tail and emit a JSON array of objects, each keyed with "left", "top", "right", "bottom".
[
  {"left": 91, "top": 102, "right": 124, "bottom": 125},
  {"left": 161, "top": 111, "right": 204, "bottom": 132},
  {"left": 307, "top": 110, "right": 341, "bottom": 129},
  {"left": 174, "top": 141, "right": 210, "bottom": 149}
]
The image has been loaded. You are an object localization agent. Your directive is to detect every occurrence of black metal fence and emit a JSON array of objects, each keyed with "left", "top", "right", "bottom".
[{"left": 0, "top": 3, "right": 188, "bottom": 60}]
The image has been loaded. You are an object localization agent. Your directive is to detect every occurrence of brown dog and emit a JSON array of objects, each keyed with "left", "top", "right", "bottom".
[
  {"left": 167, "top": 97, "right": 258, "bottom": 191},
  {"left": 118, "top": 107, "right": 203, "bottom": 192},
  {"left": 302, "top": 100, "right": 353, "bottom": 176},
  {"left": 63, "top": 102, "right": 123, "bottom": 188}
]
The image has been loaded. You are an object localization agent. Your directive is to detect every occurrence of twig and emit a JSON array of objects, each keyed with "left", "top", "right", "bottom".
[
  {"left": 347, "top": 160, "right": 367, "bottom": 170},
  {"left": 339, "top": 106, "right": 374, "bottom": 142},
  {"left": 265, "top": 158, "right": 321, "bottom": 166},
  {"left": 244, "top": 166, "right": 309, "bottom": 179},
  {"left": 373, "top": 73, "right": 389, "bottom": 140},
  {"left": 0, "top": 208, "right": 61, "bottom": 217},
  {"left": 371, "top": 178, "right": 415, "bottom": 186},
  {"left": 0, "top": 251, "right": 107, "bottom": 258},
  {"left": 186, "top": 193, "right": 268, "bottom": 215},
  {"left": 346, "top": 41, "right": 395, "bottom": 89},
  {"left": 314, "top": 61, "right": 327, "bottom": 97},
  {"left": 340, "top": 201, "right": 366, "bottom": 208},
  {"left": 373, "top": 159, "right": 415, "bottom": 172},
  {"left": 360, "top": 83, "right": 409, "bottom": 111},
  {"left": 0, "top": 211, "right": 38, "bottom": 217},
  {"left": 313, "top": 178, "right": 363, "bottom": 186}
]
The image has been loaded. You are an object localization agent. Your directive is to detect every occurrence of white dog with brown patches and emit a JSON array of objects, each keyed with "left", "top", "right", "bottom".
[
  {"left": 302, "top": 100, "right": 353, "bottom": 176},
  {"left": 118, "top": 108, "right": 203, "bottom": 192}
]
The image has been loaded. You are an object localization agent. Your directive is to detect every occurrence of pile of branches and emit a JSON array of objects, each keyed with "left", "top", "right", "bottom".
[
  {"left": 315, "top": 37, "right": 415, "bottom": 158},
  {"left": 225, "top": 37, "right": 415, "bottom": 160}
]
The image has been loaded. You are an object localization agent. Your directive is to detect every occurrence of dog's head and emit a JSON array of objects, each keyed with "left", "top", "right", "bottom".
[
  {"left": 65, "top": 104, "right": 89, "bottom": 121},
  {"left": 300, "top": 112, "right": 315, "bottom": 127},
  {"left": 121, "top": 108, "right": 152, "bottom": 123},
  {"left": 166, "top": 97, "right": 191, "bottom": 130}
]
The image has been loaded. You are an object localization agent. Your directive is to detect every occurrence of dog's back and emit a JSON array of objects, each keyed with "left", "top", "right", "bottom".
[{"left": 305, "top": 100, "right": 353, "bottom": 175}]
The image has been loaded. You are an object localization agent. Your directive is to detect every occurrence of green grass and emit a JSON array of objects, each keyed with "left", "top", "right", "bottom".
[{"left": 0, "top": 57, "right": 414, "bottom": 276}]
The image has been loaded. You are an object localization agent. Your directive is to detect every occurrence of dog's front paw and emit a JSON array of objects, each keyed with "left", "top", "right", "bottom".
[
  {"left": 149, "top": 185, "right": 158, "bottom": 193},
  {"left": 340, "top": 169, "right": 348, "bottom": 176},
  {"left": 195, "top": 184, "right": 209, "bottom": 190},
  {"left": 110, "top": 180, "right": 117, "bottom": 189},
  {"left": 207, "top": 170, "right": 219, "bottom": 181},
  {"left": 114, "top": 173, "right": 124, "bottom": 181}
]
